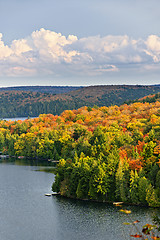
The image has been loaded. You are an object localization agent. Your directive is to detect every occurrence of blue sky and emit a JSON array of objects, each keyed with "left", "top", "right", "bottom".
[{"left": 0, "top": 0, "right": 160, "bottom": 86}]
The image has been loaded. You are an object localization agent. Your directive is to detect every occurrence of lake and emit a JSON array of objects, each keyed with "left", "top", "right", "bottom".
[
  {"left": 0, "top": 159, "right": 159, "bottom": 240},
  {"left": 2, "top": 117, "right": 37, "bottom": 121}
]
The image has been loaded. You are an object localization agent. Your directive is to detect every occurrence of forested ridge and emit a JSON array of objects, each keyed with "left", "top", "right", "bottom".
[
  {"left": 0, "top": 96, "right": 160, "bottom": 206},
  {"left": 0, "top": 86, "right": 81, "bottom": 94},
  {"left": 0, "top": 90, "right": 74, "bottom": 118},
  {"left": 0, "top": 85, "right": 160, "bottom": 118}
]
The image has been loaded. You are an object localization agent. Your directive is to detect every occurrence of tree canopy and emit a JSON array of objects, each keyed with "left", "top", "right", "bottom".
[{"left": 1, "top": 98, "right": 160, "bottom": 206}]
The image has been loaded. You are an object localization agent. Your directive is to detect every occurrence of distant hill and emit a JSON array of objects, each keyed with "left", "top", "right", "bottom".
[
  {"left": 0, "top": 85, "right": 160, "bottom": 118},
  {"left": 125, "top": 92, "right": 160, "bottom": 104},
  {"left": 63, "top": 85, "right": 160, "bottom": 105},
  {"left": 0, "top": 86, "right": 81, "bottom": 94}
]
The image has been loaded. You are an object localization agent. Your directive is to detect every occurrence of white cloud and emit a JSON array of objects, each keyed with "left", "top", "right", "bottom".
[
  {"left": 11, "top": 39, "right": 32, "bottom": 56},
  {"left": 30, "top": 28, "right": 79, "bottom": 63},
  {"left": 145, "top": 35, "right": 160, "bottom": 62},
  {"left": 0, "top": 33, "right": 13, "bottom": 60},
  {"left": 146, "top": 35, "right": 160, "bottom": 52},
  {"left": 0, "top": 29, "right": 160, "bottom": 78},
  {"left": 78, "top": 35, "right": 129, "bottom": 53}
]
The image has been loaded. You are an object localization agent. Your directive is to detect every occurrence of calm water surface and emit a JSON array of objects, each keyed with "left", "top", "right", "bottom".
[
  {"left": 3, "top": 117, "right": 37, "bottom": 121},
  {"left": 0, "top": 160, "right": 159, "bottom": 240}
]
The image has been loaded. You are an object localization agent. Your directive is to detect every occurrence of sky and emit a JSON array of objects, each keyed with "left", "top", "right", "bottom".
[{"left": 0, "top": 0, "right": 160, "bottom": 87}]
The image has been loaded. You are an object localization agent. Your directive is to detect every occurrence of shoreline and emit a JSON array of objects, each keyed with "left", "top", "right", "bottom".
[{"left": 52, "top": 192, "right": 150, "bottom": 208}]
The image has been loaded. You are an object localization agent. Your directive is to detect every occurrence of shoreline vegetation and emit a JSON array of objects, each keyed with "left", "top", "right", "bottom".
[
  {"left": 0, "top": 95, "right": 160, "bottom": 207},
  {"left": 52, "top": 193, "right": 151, "bottom": 208}
]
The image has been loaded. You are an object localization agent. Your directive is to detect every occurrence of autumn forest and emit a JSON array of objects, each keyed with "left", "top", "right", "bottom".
[{"left": 0, "top": 93, "right": 160, "bottom": 207}]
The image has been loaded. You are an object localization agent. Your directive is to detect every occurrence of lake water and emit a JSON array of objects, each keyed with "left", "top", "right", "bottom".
[
  {"left": 2, "top": 117, "right": 37, "bottom": 121},
  {"left": 0, "top": 159, "right": 159, "bottom": 240}
]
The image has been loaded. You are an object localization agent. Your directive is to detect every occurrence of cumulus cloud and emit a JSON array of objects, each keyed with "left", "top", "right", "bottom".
[
  {"left": 145, "top": 35, "right": 160, "bottom": 62},
  {"left": 0, "top": 33, "right": 13, "bottom": 60},
  {"left": 11, "top": 39, "right": 32, "bottom": 56},
  {"left": 0, "top": 28, "right": 160, "bottom": 77}
]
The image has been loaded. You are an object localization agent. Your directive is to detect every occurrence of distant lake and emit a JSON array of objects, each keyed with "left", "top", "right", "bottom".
[
  {"left": 2, "top": 117, "right": 37, "bottom": 121},
  {"left": 0, "top": 159, "right": 159, "bottom": 240}
]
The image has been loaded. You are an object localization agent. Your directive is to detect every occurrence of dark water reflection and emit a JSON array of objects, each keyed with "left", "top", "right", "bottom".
[
  {"left": 0, "top": 160, "right": 159, "bottom": 240},
  {"left": 53, "top": 197, "right": 157, "bottom": 240}
]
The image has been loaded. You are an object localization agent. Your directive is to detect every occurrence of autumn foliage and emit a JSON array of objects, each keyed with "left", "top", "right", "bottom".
[{"left": 0, "top": 99, "right": 160, "bottom": 206}]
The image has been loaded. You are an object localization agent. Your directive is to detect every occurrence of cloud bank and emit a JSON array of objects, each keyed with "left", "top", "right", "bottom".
[{"left": 0, "top": 28, "right": 160, "bottom": 78}]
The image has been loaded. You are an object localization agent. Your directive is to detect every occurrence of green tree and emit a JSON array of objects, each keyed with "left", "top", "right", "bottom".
[
  {"left": 76, "top": 177, "right": 89, "bottom": 199},
  {"left": 138, "top": 176, "right": 150, "bottom": 204},
  {"left": 115, "top": 159, "right": 130, "bottom": 202},
  {"left": 106, "top": 147, "right": 119, "bottom": 201},
  {"left": 89, "top": 162, "right": 109, "bottom": 201},
  {"left": 130, "top": 170, "right": 140, "bottom": 204},
  {"left": 0, "top": 132, "right": 4, "bottom": 151},
  {"left": 146, "top": 184, "right": 160, "bottom": 207}
]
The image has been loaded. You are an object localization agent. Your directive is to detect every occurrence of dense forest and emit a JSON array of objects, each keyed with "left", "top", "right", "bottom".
[
  {"left": 125, "top": 92, "right": 160, "bottom": 105},
  {"left": 0, "top": 85, "right": 160, "bottom": 118},
  {"left": 0, "top": 96, "right": 160, "bottom": 207},
  {"left": 0, "top": 86, "right": 81, "bottom": 94}
]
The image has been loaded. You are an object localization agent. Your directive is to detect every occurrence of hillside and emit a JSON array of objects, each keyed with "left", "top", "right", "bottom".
[
  {"left": 64, "top": 85, "right": 160, "bottom": 105},
  {"left": 1, "top": 97, "right": 160, "bottom": 206},
  {"left": 125, "top": 92, "right": 160, "bottom": 104},
  {"left": 0, "top": 86, "right": 81, "bottom": 94},
  {"left": 0, "top": 85, "right": 160, "bottom": 118}
]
